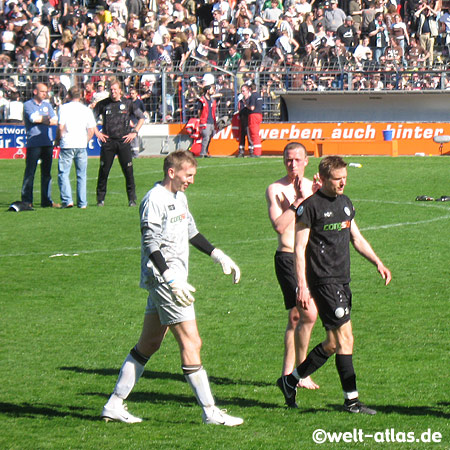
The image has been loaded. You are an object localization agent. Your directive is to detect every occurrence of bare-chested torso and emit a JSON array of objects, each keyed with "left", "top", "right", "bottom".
[{"left": 267, "top": 175, "right": 314, "bottom": 253}]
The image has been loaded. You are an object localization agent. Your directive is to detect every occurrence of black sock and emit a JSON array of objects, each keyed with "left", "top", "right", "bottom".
[
  {"left": 288, "top": 344, "right": 330, "bottom": 386},
  {"left": 336, "top": 354, "right": 357, "bottom": 394}
]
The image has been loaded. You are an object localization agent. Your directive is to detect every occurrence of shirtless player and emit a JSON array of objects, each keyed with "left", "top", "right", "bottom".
[{"left": 266, "top": 142, "right": 320, "bottom": 393}]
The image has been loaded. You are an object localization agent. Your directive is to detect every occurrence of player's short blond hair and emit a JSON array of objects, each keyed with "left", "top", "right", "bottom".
[{"left": 163, "top": 151, "right": 197, "bottom": 176}]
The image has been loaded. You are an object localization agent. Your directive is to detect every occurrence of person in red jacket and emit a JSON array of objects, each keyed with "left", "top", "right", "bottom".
[
  {"left": 247, "top": 83, "right": 263, "bottom": 157},
  {"left": 197, "top": 74, "right": 217, "bottom": 158}
]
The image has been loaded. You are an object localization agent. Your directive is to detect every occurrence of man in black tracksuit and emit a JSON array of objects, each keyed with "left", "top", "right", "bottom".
[{"left": 94, "top": 80, "right": 145, "bottom": 207}]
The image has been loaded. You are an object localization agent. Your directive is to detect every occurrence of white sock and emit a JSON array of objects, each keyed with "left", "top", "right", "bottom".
[
  {"left": 184, "top": 368, "right": 215, "bottom": 413},
  {"left": 111, "top": 353, "right": 145, "bottom": 401}
]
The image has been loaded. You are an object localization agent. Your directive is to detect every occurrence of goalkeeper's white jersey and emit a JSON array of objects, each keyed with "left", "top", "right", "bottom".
[{"left": 139, "top": 182, "right": 198, "bottom": 289}]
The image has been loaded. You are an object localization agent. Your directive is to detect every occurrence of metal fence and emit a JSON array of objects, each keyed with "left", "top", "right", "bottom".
[{"left": 3, "top": 61, "right": 449, "bottom": 125}]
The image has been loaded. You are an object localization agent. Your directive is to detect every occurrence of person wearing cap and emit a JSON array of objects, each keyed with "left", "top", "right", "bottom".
[
  {"left": 31, "top": 15, "right": 50, "bottom": 55},
  {"left": 94, "top": 80, "right": 145, "bottom": 206},
  {"left": 323, "top": 0, "right": 346, "bottom": 33},
  {"left": 336, "top": 15, "right": 358, "bottom": 50},
  {"left": 196, "top": 75, "right": 217, "bottom": 158},
  {"left": 237, "top": 28, "right": 261, "bottom": 61}
]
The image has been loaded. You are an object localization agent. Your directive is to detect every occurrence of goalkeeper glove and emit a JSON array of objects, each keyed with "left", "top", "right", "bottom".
[
  {"left": 211, "top": 248, "right": 241, "bottom": 284},
  {"left": 163, "top": 269, "right": 196, "bottom": 307}
]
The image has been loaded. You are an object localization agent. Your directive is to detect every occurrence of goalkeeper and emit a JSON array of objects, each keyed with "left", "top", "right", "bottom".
[{"left": 101, "top": 150, "right": 243, "bottom": 427}]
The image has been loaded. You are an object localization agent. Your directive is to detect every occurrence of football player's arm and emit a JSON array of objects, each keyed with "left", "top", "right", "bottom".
[
  {"left": 190, "top": 233, "right": 241, "bottom": 284},
  {"left": 266, "top": 184, "right": 300, "bottom": 235},
  {"left": 294, "top": 222, "right": 312, "bottom": 310},
  {"left": 350, "top": 220, "right": 391, "bottom": 285}
]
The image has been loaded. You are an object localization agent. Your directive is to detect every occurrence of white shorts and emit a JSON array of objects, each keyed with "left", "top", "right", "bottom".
[{"left": 145, "top": 282, "right": 196, "bottom": 325}]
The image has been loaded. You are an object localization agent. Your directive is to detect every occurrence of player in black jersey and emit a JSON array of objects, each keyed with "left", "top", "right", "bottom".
[
  {"left": 94, "top": 80, "right": 145, "bottom": 207},
  {"left": 277, "top": 155, "right": 391, "bottom": 414}
]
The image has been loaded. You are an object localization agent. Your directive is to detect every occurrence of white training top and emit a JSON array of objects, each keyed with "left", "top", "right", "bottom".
[
  {"left": 140, "top": 182, "right": 199, "bottom": 290},
  {"left": 58, "top": 101, "right": 96, "bottom": 149}
]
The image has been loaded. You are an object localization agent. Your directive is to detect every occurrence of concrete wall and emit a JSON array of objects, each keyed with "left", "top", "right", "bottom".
[{"left": 280, "top": 91, "right": 450, "bottom": 123}]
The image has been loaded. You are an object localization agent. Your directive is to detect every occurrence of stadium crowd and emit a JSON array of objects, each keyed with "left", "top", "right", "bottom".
[{"left": 0, "top": 0, "right": 449, "bottom": 123}]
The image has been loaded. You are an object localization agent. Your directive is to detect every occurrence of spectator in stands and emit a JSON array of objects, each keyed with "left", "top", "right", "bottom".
[
  {"left": 439, "top": 8, "right": 450, "bottom": 56},
  {"left": 2, "top": 20, "right": 16, "bottom": 61},
  {"left": 368, "top": 12, "right": 389, "bottom": 63},
  {"left": 254, "top": 16, "right": 270, "bottom": 56},
  {"left": 348, "top": 0, "right": 363, "bottom": 33},
  {"left": 297, "top": 12, "right": 315, "bottom": 49},
  {"left": 391, "top": 14, "right": 410, "bottom": 66},
  {"left": 414, "top": 0, "right": 439, "bottom": 68},
  {"left": 405, "top": 36, "right": 429, "bottom": 66},
  {"left": 353, "top": 35, "right": 373, "bottom": 68},
  {"left": 5, "top": 91, "right": 24, "bottom": 123},
  {"left": 237, "top": 28, "right": 262, "bottom": 61},
  {"left": 323, "top": 0, "right": 347, "bottom": 33},
  {"left": 336, "top": 16, "right": 358, "bottom": 50},
  {"left": 235, "top": 0, "right": 254, "bottom": 29},
  {"left": 301, "top": 42, "right": 319, "bottom": 69},
  {"left": 202, "top": 28, "right": 220, "bottom": 64},
  {"left": 224, "top": 45, "right": 242, "bottom": 70},
  {"left": 31, "top": 16, "right": 50, "bottom": 56},
  {"left": 361, "top": 1, "right": 377, "bottom": 37},
  {"left": 263, "top": 0, "right": 284, "bottom": 32}
]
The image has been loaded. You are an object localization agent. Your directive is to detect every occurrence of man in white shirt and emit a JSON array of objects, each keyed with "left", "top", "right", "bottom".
[{"left": 57, "top": 87, "right": 96, "bottom": 208}]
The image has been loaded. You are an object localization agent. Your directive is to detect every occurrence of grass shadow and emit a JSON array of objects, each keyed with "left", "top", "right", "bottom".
[{"left": 0, "top": 401, "right": 99, "bottom": 421}]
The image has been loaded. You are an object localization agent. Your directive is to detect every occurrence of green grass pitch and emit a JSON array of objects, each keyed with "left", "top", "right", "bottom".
[{"left": 0, "top": 155, "right": 449, "bottom": 449}]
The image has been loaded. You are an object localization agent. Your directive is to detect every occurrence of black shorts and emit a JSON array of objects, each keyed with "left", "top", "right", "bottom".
[
  {"left": 274, "top": 251, "right": 297, "bottom": 310},
  {"left": 309, "top": 283, "right": 352, "bottom": 330}
]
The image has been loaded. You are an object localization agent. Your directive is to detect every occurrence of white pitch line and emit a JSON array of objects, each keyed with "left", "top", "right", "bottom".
[{"left": 1, "top": 212, "right": 449, "bottom": 259}]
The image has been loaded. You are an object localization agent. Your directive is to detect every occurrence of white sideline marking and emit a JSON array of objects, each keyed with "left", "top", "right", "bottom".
[{"left": 1, "top": 201, "right": 448, "bottom": 259}]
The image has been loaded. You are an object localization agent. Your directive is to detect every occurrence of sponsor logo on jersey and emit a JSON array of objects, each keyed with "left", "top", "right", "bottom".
[
  {"left": 344, "top": 206, "right": 351, "bottom": 216},
  {"left": 323, "top": 220, "right": 351, "bottom": 231},
  {"left": 170, "top": 213, "right": 187, "bottom": 223},
  {"left": 168, "top": 204, "right": 175, "bottom": 210},
  {"left": 296, "top": 205, "right": 304, "bottom": 216},
  {"left": 324, "top": 211, "right": 333, "bottom": 218}
]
